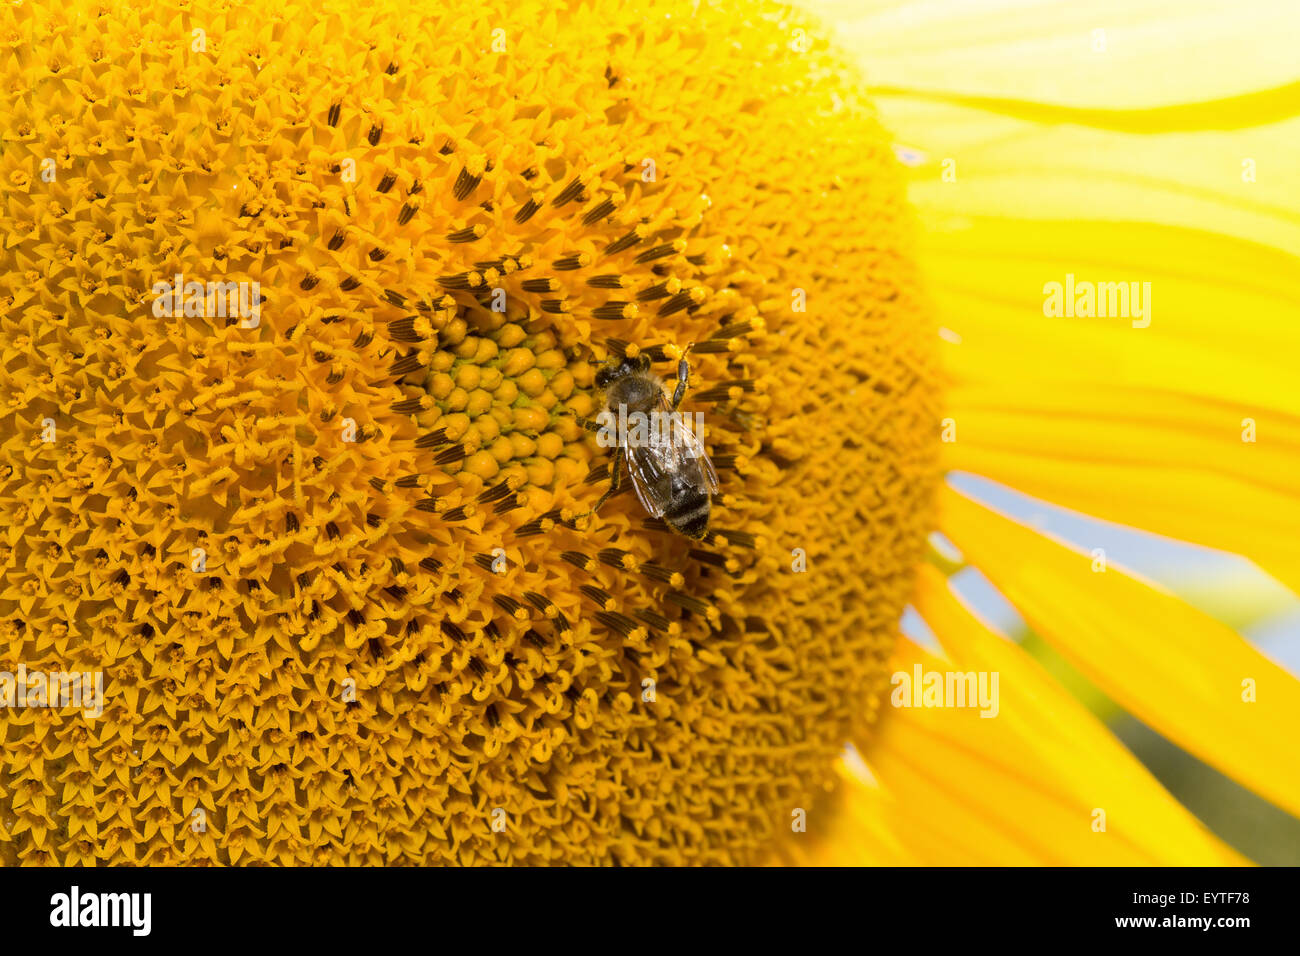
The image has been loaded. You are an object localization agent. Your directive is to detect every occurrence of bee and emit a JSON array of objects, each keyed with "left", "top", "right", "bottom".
[{"left": 576, "top": 345, "right": 718, "bottom": 539}]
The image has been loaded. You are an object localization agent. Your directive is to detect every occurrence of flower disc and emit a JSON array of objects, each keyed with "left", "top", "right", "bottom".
[{"left": 0, "top": 0, "right": 940, "bottom": 864}]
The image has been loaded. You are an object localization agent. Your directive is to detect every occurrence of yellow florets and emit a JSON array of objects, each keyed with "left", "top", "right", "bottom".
[{"left": 0, "top": 0, "right": 939, "bottom": 864}]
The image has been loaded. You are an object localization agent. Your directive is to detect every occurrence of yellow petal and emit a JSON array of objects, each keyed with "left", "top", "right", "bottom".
[
  {"left": 854, "top": 625, "right": 1241, "bottom": 864},
  {"left": 947, "top": 384, "right": 1298, "bottom": 504},
  {"left": 929, "top": 218, "right": 1300, "bottom": 414},
  {"left": 928, "top": 216, "right": 1300, "bottom": 592},
  {"left": 884, "top": 115, "right": 1300, "bottom": 257},
  {"left": 809, "top": 0, "right": 1300, "bottom": 110},
  {"left": 945, "top": 447, "right": 1300, "bottom": 597},
  {"left": 939, "top": 486, "right": 1300, "bottom": 820},
  {"left": 913, "top": 564, "right": 1246, "bottom": 864}
]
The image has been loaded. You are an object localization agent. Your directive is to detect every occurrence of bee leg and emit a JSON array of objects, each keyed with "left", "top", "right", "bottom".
[
  {"left": 670, "top": 342, "right": 696, "bottom": 411},
  {"left": 591, "top": 449, "right": 625, "bottom": 513},
  {"left": 574, "top": 449, "right": 624, "bottom": 525},
  {"left": 574, "top": 414, "right": 603, "bottom": 434}
]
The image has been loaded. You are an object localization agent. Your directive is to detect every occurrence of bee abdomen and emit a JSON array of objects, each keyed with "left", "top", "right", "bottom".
[{"left": 665, "top": 488, "right": 711, "bottom": 540}]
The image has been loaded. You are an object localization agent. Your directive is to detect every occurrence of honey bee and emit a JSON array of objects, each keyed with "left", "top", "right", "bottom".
[{"left": 576, "top": 346, "right": 718, "bottom": 539}]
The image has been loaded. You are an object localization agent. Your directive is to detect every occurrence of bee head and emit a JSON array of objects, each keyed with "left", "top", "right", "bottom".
[{"left": 594, "top": 354, "right": 649, "bottom": 388}]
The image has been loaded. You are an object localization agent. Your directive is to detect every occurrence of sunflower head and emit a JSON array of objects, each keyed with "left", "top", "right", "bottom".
[{"left": 0, "top": 0, "right": 939, "bottom": 865}]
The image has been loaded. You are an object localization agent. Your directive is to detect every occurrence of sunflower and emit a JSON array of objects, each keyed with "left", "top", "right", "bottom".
[{"left": 0, "top": 0, "right": 1294, "bottom": 867}]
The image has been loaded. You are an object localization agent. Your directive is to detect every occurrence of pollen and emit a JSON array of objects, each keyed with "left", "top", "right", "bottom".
[{"left": 0, "top": 0, "right": 939, "bottom": 865}]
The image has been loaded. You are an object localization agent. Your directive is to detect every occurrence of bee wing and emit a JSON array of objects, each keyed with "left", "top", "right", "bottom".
[
  {"left": 654, "top": 396, "right": 719, "bottom": 494},
  {"left": 623, "top": 408, "right": 718, "bottom": 519},
  {"left": 675, "top": 419, "right": 719, "bottom": 494},
  {"left": 624, "top": 443, "right": 673, "bottom": 518}
]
